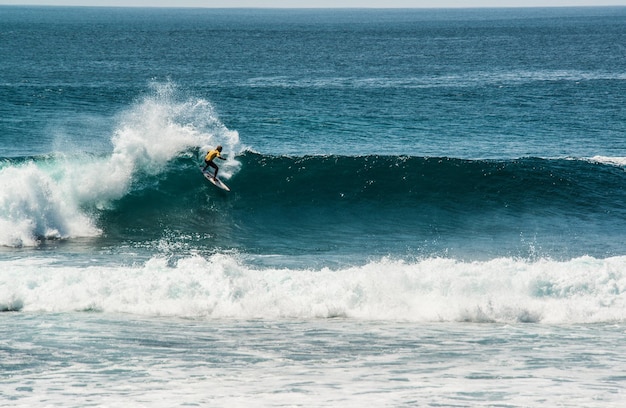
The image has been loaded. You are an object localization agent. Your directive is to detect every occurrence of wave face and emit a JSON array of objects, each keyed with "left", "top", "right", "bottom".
[
  {"left": 109, "top": 152, "right": 626, "bottom": 260},
  {"left": 3, "top": 150, "right": 626, "bottom": 261}
]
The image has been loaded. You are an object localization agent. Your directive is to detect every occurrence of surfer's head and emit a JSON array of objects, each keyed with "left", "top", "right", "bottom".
[{"left": 216, "top": 145, "right": 223, "bottom": 151}]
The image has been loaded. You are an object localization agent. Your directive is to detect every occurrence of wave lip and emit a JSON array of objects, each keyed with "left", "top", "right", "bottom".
[{"left": 589, "top": 155, "right": 626, "bottom": 167}]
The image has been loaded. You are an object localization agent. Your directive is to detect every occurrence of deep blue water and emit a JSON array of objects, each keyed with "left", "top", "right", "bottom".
[{"left": 2, "top": 7, "right": 626, "bottom": 158}]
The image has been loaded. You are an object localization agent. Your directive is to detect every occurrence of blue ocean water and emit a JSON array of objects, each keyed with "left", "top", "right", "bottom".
[{"left": 1, "top": 6, "right": 626, "bottom": 406}]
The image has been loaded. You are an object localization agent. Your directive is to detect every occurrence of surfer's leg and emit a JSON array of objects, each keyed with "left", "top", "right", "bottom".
[{"left": 208, "top": 161, "right": 218, "bottom": 179}]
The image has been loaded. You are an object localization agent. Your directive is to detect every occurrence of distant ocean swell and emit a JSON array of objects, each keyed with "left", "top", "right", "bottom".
[{"left": 1, "top": 253, "right": 626, "bottom": 324}]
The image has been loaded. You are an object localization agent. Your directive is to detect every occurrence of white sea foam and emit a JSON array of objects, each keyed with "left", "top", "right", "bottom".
[
  {"left": 3, "top": 312, "right": 624, "bottom": 408},
  {"left": 0, "top": 82, "right": 241, "bottom": 247},
  {"left": 0, "top": 163, "right": 100, "bottom": 247},
  {"left": 2, "top": 254, "right": 625, "bottom": 324},
  {"left": 246, "top": 70, "right": 626, "bottom": 89},
  {"left": 589, "top": 155, "right": 626, "bottom": 167}
]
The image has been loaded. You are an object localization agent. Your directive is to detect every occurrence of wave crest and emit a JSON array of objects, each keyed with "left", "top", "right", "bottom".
[{"left": 0, "top": 83, "right": 241, "bottom": 247}]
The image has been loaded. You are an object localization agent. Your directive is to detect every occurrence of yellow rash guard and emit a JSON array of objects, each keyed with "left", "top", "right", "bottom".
[{"left": 205, "top": 149, "right": 221, "bottom": 162}]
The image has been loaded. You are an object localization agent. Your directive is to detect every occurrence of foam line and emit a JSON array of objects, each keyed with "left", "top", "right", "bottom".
[{"left": 2, "top": 254, "right": 625, "bottom": 324}]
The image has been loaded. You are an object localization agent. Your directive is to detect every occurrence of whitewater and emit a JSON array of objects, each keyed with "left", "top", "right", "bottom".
[
  {"left": 0, "top": 83, "right": 242, "bottom": 247},
  {"left": 2, "top": 253, "right": 626, "bottom": 325}
]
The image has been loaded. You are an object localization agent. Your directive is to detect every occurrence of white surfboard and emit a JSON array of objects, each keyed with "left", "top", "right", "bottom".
[{"left": 201, "top": 169, "right": 230, "bottom": 192}]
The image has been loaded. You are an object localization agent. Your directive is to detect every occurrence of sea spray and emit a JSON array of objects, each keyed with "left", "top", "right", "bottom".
[
  {"left": 0, "top": 162, "right": 100, "bottom": 247},
  {"left": 0, "top": 84, "right": 241, "bottom": 247}
]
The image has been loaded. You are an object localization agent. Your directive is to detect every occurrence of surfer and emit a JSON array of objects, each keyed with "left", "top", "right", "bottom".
[{"left": 202, "top": 145, "right": 226, "bottom": 180}]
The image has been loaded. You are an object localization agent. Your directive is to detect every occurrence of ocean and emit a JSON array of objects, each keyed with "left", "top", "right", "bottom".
[{"left": 1, "top": 5, "right": 626, "bottom": 406}]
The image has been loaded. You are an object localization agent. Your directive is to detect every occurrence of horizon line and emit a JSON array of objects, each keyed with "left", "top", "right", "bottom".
[{"left": 1, "top": 4, "right": 625, "bottom": 8}]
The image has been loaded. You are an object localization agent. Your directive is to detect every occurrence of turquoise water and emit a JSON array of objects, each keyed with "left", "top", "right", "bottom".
[{"left": 1, "top": 6, "right": 626, "bottom": 406}]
